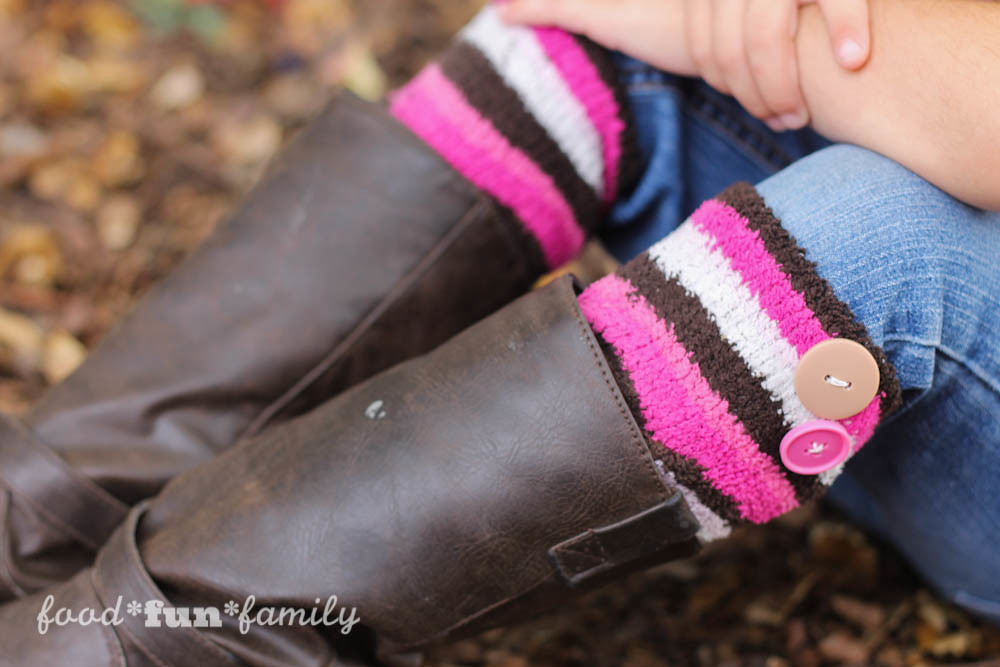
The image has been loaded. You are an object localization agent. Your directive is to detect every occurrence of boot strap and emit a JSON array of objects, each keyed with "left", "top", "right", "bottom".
[
  {"left": 548, "top": 492, "right": 700, "bottom": 587},
  {"left": 0, "top": 414, "right": 128, "bottom": 550},
  {"left": 93, "top": 503, "right": 240, "bottom": 666}
]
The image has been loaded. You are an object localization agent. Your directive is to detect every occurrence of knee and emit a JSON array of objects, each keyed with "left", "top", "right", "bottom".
[
  {"left": 754, "top": 145, "right": 1000, "bottom": 395},
  {"left": 756, "top": 144, "right": 986, "bottom": 283},
  {"left": 757, "top": 144, "right": 993, "bottom": 263}
]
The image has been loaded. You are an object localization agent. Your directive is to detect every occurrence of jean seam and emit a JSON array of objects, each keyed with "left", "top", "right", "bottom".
[
  {"left": 685, "top": 93, "right": 797, "bottom": 172},
  {"left": 882, "top": 335, "right": 1000, "bottom": 397},
  {"left": 935, "top": 344, "right": 1000, "bottom": 397},
  {"left": 619, "top": 69, "right": 796, "bottom": 172}
]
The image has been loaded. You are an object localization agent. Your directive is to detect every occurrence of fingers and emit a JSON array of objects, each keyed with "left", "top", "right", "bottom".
[
  {"left": 501, "top": 0, "right": 638, "bottom": 52},
  {"left": 746, "top": 0, "right": 808, "bottom": 129},
  {"left": 502, "top": 0, "right": 838, "bottom": 133},
  {"left": 501, "top": 0, "right": 700, "bottom": 75},
  {"left": 685, "top": 0, "right": 727, "bottom": 93},
  {"left": 814, "top": 0, "right": 871, "bottom": 69},
  {"left": 499, "top": 0, "right": 607, "bottom": 36},
  {"left": 711, "top": 0, "right": 771, "bottom": 119}
]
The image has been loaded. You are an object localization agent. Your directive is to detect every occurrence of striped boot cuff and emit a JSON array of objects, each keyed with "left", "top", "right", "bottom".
[
  {"left": 389, "top": 3, "right": 639, "bottom": 270},
  {"left": 578, "top": 183, "right": 903, "bottom": 542}
]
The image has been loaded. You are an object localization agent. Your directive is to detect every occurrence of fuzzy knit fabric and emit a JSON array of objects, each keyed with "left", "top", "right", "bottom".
[
  {"left": 578, "top": 183, "right": 903, "bottom": 542},
  {"left": 390, "top": 3, "right": 638, "bottom": 269}
]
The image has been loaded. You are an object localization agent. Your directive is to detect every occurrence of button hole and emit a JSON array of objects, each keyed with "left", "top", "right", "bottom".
[{"left": 824, "top": 374, "right": 852, "bottom": 390}]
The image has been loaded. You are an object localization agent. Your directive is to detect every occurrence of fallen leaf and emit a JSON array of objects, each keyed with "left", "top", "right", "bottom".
[
  {"left": 96, "top": 194, "right": 142, "bottom": 250},
  {"left": 0, "top": 306, "right": 44, "bottom": 371},
  {"left": 65, "top": 173, "right": 103, "bottom": 212},
  {"left": 27, "top": 53, "right": 93, "bottom": 114},
  {"left": 213, "top": 113, "right": 282, "bottom": 167},
  {"left": 928, "top": 631, "right": 976, "bottom": 659},
  {"left": 915, "top": 620, "right": 942, "bottom": 652},
  {"left": 92, "top": 130, "right": 145, "bottom": 187},
  {"left": 917, "top": 596, "right": 949, "bottom": 633},
  {"left": 809, "top": 521, "right": 879, "bottom": 581},
  {"left": 0, "top": 224, "right": 63, "bottom": 286},
  {"left": 0, "top": 122, "right": 49, "bottom": 159},
  {"left": 80, "top": 1, "right": 141, "bottom": 51},
  {"left": 341, "top": 44, "right": 387, "bottom": 101},
  {"left": 41, "top": 329, "right": 87, "bottom": 384},
  {"left": 818, "top": 631, "right": 869, "bottom": 665},
  {"left": 264, "top": 73, "right": 322, "bottom": 121},
  {"left": 86, "top": 56, "right": 149, "bottom": 95},
  {"left": 874, "top": 645, "right": 905, "bottom": 667},
  {"left": 831, "top": 594, "right": 885, "bottom": 631},
  {"left": 29, "top": 159, "right": 79, "bottom": 202},
  {"left": 150, "top": 62, "right": 205, "bottom": 109}
]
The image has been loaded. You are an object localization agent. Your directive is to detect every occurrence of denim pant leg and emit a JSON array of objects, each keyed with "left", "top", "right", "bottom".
[
  {"left": 756, "top": 148, "right": 1000, "bottom": 623},
  {"left": 601, "top": 57, "right": 830, "bottom": 261},
  {"left": 604, "top": 60, "right": 1000, "bottom": 623}
]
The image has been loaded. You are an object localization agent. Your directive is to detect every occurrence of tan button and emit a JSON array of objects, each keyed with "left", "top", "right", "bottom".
[{"left": 794, "top": 339, "right": 880, "bottom": 420}]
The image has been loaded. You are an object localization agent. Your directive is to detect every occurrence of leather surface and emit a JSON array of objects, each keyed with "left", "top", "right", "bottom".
[
  {"left": 0, "top": 92, "right": 545, "bottom": 601},
  {"left": 0, "top": 571, "right": 126, "bottom": 667},
  {"left": 0, "top": 278, "right": 701, "bottom": 665}
]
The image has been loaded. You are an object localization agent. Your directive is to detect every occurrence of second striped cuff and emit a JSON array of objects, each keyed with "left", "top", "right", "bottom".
[{"left": 579, "top": 183, "right": 902, "bottom": 541}]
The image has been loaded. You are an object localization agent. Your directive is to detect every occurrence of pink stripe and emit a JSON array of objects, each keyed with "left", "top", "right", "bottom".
[
  {"left": 532, "top": 27, "right": 623, "bottom": 203},
  {"left": 691, "top": 199, "right": 883, "bottom": 449},
  {"left": 691, "top": 200, "right": 827, "bottom": 356},
  {"left": 390, "top": 66, "right": 584, "bottom": 268},
  {"left": 580, "top": 274, "right": 799, "bottom": 523},
  {"left": 842, "top": 399, "right": 881, "bottom": 453}
]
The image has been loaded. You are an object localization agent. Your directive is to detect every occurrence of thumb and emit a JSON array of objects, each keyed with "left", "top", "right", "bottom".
[{"left": 814, "top": 0, "right": 872, "bottom": 70}]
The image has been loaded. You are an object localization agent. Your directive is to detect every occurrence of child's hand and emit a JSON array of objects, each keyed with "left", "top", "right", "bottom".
[{"left": 500, "top": 0, "right": 871, "bottom": 132}]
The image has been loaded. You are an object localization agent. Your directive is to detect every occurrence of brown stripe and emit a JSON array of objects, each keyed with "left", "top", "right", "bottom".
[
  {"left": 716, "top": 183, "right": 904, "bottom": 419},
  {"left": 439, "top": 42, "right": 602, "bottom": 236},
  {"left": 573, "top": 35, "right": 642, "bottom": 199},
  {"left": 619, "top": 255, "right": 824, "bottom": 502},
  {"left": 591, "top": 328, "right": 744, "bottom": 525},
  {"left": 492, "top": 201, "right": 549, "bottom": 281}
]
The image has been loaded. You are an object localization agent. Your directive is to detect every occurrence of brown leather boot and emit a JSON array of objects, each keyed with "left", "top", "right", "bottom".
[
  {"left": 1, "top": 5, "right": 641, "bottom": 602},
  {"left": 0, "top": 92, "right": 551, "bottom": 601},
  {"left": 0, "top": 277, "right": 701, "bottom": 666}
]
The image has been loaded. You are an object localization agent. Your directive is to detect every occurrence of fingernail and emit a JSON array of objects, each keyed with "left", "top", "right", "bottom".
[
  {"left": 765, "top": 117, "right": 786, "bottom": 133},
  {"left": 778, "top": 110, "right": 808, "bottom": 130},
  {"left": 837, "top": 39, "right": 865, "bottom": 68}
]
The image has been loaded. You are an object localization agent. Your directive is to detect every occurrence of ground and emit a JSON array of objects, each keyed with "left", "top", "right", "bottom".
[{"left": 0, "top": 1, "right": 997, "bottom": 665}]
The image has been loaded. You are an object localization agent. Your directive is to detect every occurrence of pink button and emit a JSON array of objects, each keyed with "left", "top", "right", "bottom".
[{"left": 779, "top": 420, "right": 852, "bottom": 475}]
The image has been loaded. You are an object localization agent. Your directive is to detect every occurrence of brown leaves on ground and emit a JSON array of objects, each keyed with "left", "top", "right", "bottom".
[
  {"left": 0, "top": 0, "right": 456, "bottom": 406},
  {"left": 0, "top": 2, "right": 996, "bottom": 665},
  {"left": 426, "top": 511, "right": 1000, "bottom": 666}
]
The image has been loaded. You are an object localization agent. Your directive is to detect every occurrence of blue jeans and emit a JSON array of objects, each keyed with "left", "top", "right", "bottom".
[{"left": 601, "top": 58, "right": 1000, "bottom": 623}]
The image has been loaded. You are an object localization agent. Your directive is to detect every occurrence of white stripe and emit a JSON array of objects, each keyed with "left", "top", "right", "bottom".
[
  {"left": 649, "top": 224, "right": 817, "bottom": 430},
  {"left": 819, "top": 460, "right": 846, "bottom": 486},
  {"left": 649, "top": 222, "right": 857, "bottom": 486},
  {"left": 650, "top": 222, "right": 853, "bottom": 486},
  {"left": 660, "top": 466, "right": 731, "bottom": 543},
  {"left": 461, "top": 6, "right": 605, "bottom": 194}
]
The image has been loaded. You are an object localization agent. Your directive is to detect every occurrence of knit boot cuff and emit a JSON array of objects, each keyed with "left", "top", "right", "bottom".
[
  {"left": 390, "top": 3, "right": 639, "bottom": 269},
  {"left": 579, "top": 183, "right": 903, "bottom": 541}
]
